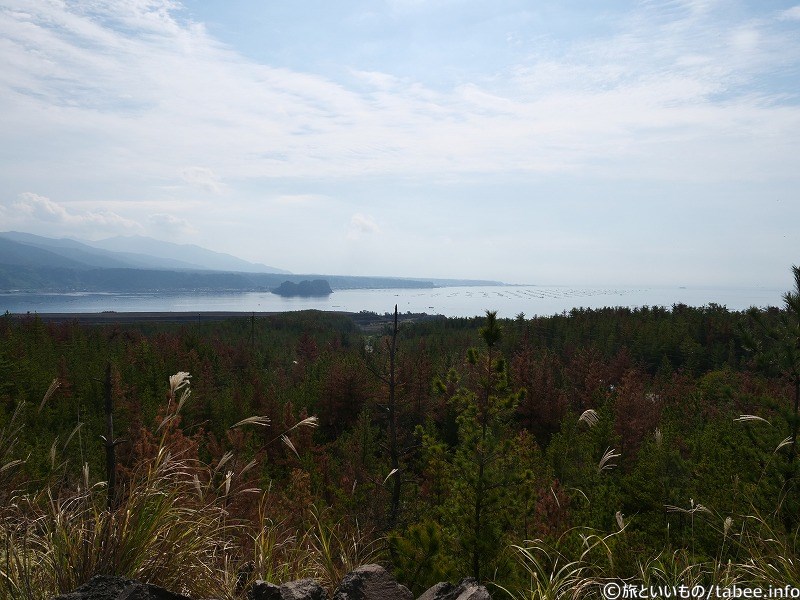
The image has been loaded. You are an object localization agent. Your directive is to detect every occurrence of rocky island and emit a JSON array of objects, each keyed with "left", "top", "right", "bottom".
[{"left": 271, "top": 279, "right": 333, "bottom": 297}]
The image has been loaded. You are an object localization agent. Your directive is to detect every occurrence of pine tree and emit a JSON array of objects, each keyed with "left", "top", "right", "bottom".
[{"left": 433, "top": 311, "right": 527, "bottom": 581}]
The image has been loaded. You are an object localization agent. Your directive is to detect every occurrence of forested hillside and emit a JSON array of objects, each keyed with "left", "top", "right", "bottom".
[{"left": 1, "top": 271, "right": 799, "bottom": 598}]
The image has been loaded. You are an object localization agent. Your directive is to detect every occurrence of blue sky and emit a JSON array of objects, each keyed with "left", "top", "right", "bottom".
[{"left": 1, "top": 0, "right": 799, "bottom": 286}]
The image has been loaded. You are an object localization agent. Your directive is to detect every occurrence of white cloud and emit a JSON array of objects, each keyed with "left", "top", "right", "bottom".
[
  {"left": 351, "top": 70, "right": 404, "bottom": 90},
  {"left": 12, "top": 192, "right": 71, "bottom": 222},
  {"left": 730, "top": 26, "right": 761, "bottom": 54},
  {"left": 780, "top": 6, "right": 800, "bottom": 21},
  {"left": 181, "top": 166, "right": 223, "bottom": 193},
  {"left": 2, "top": 192, "right": 142, "bottom": 237},
  {"left": 347, "top": 213, "right": 381, "bottom": 240},
  {"left": 148, "top": 212, "right": 196, "bottom": 237}
]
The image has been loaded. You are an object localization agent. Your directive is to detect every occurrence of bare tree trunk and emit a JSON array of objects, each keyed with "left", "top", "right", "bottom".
[{"left": 388, "top": 305, "right": 401, "bottom": 528}]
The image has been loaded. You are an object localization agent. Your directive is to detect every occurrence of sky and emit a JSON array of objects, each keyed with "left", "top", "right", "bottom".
[{"left": 0, "top": 0, "right": 799, "bottom": 286}]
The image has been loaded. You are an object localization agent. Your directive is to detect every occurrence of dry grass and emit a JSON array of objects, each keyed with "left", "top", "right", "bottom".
[
  {"left": 500, "top": 527, "right": 622, "bottom": 600},
  {"left": 239, "top": 501, "right": 384, "bottom": 595},
  {"left": 0, "top": 374, "right": 236, "bottom": 599},
  {"left": 306, "top": 505, "right": 384, "bottom": 593},
  {"left": 499, "top": 507, "right": 799, "bottom": 600},
  {"left": 0, "top": 372, "right": 373, "bottom": 600}
]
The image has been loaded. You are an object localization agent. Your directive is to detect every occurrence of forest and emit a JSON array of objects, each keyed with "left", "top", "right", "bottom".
[{"left": 1, "top": 268, "right": 799, "bottom": 599}]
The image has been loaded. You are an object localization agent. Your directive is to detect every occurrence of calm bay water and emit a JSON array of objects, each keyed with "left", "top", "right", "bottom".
[{"left": 1, "top": 285, "right": 785, "bottom": 319}]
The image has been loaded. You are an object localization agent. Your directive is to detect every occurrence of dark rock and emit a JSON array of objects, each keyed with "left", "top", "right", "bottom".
[
  {"left": 416, "top": 578, "right": 491, "bottom": 600},
  {"left": 332, "top": 565, "right": 412, "bottom": 600},
  {"left": 249, "top": 578, "right": 327, "bottom": 600},
  {"left": 250, "top": 581, "right": 283, "bottom": 600},
  {"left": 52, "top": 575, "right": 129, "bottom": 600},
  {"left": 52, "top": 575, "right": 194, "bottom": 600},
  {"left": 281, "top": 579, "right": 327, "bottom": 600},
  {"left": 417, "top": 582, "right": 455, "bottom": 600}
]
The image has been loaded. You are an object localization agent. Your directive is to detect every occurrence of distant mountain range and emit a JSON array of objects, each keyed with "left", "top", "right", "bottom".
[
  {"left": 0, "top": 231, "right": 289, "bottom": 274},
  {"left": 0, "top": 231, "right": 502, "bottom": 293}
]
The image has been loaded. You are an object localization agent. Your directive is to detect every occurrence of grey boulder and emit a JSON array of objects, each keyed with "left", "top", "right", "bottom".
[
  {"left": 332, "top": 564, "right": 412, "bottom": 600},
  {"left": 417, "top": 578, "right": 491, "bottom": 600}
]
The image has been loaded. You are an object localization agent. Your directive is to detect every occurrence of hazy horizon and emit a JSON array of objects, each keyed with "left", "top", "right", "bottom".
[{"left": 1, "top": 1, "right": 798, "bottom": 287}]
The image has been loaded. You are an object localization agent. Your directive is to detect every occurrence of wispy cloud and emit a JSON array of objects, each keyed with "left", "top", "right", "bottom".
[{"left": 2, "top": 0, "right": 797, "bottom": 189}]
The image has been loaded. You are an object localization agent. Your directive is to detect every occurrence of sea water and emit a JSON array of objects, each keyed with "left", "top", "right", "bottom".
[{"left": 0, "top": 285, "right": 785, "bottom": 319}]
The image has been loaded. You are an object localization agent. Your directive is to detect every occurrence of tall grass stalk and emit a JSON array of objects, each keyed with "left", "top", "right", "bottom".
[
  {"left": 500, "top": 527, "right": 622, "bottom": 600},
  {"left": 1, "top": 391, "right": 235, "bottom": 598},
  {"left": 307, "top": 505, "right": 385, "bottom": 593},
  {"left": 737, "top": 512, "right": 800, "bottom": 587}
]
